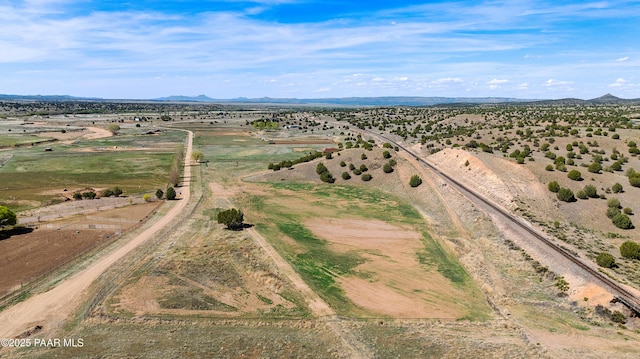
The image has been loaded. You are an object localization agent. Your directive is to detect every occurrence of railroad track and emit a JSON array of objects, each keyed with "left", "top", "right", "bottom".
[{"left": 350, "top": 125, "right": 640, "bottom": 315}]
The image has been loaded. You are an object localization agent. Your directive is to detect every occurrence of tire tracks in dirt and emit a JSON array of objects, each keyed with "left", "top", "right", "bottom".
[
  {"left": 212, "top": 179, "right": 372, "bottom": 358},
  {"left": 398, "top": 150, "right": 472, "bottom": 240},
  {"left": 246, "top": 228, "right": 373, "bottom": 359}
]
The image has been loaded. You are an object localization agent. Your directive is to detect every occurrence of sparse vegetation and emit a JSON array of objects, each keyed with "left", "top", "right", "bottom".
[
  {"left": 4, "top": 100, "right": 640, "bottom": 358},
  {"left": 554, "top": 277, "right": 570, "bottom": 295}
]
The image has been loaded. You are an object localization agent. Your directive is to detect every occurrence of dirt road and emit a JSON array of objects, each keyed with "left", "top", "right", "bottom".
[{"left": 0, "top": 131, "right": 194, "bottom": 339}]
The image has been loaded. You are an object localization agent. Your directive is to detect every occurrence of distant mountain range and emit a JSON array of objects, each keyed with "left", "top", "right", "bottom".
[
  {"left": 530, "top": 93, "right": 640, "bottom": 106},
  {"left": 0, "top": 94, "right": 102, "bottom": 101},
  {"left": 154, "top": 94, "right": 536, "bottom": 106},
  {"left": 1, "top": 93, "right": 639, "bottom": 106},
  {"left": 155, "top": 93, "right": 640, "bottom": 106}
]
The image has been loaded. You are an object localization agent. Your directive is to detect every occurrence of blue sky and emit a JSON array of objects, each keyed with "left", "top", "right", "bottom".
[{"left": 1, "top": 0, "right": 639, "bottom": 99}]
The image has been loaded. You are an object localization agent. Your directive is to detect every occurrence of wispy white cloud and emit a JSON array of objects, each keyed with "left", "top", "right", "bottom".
[
  {"left": 431, "top": 77, "right": 464, "bottom": 85},
  {"left": 0, "top": 0, "right": 638, "bottom": 98},
  {"left": 487, "top": 78, "right": 509, "bottom": 89},
  {"left": 542, "top": 78, "right": 575, "bottom": 93},
  {"left": 544, "top": 79, "right": 573, "bottom": 87},
  {"left": 608, "top": 78, "right": 626, "bottom": 88}
]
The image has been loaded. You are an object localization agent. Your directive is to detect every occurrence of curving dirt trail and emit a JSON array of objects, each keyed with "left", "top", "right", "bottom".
[
  {"left": 246, "top": 228, "right": 334, "bottom": 318},
  {"left": 213, "top": 178, "right": 371, "bottom": 358},
  {"left": 0, "top": 131, "right": 194, "bottom": 339}
]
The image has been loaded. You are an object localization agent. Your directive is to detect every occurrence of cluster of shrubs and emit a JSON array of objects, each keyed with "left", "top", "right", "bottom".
[
  {"left": 548, "top": 178, "right": 634, "bottom": 228},
  {"left": 597, "top": 241, "right": 640, "bottom": 279},
  {"left": 382, "top": 159, "right": 397, "bottom": 173},
  {"left": 465, "top": 140, "right": 492, "bottom": 153},
  {"left": 606, "top": 197, "right": 634, "bottom": 229},
  {"left": 268, "top": 151, "right": 324, "bottom": 171},
  {"left": 74, "top": 187, "right": 123, "bottom": 200},
  {"left": 154, "top": 187, "right": 176, "bottom": 200},
  {"left": 316, "top": 163, "right": 335, "bottom": 183},
  {"left": 575, "top": 184, "right": 599, "bottom": 200},
  {"left": 382, "top": 142, "right": 399, "bottom": 152},
  {"left": 627, "top": 168, "right": 640, "bottom": 187},
  {"left": 344, "top": 135, "right": 375, "bottom": 150},
  {"left": 344, "top": 162, "right": 368, "bottom": 176},
  {"left": 547, "top": 181, "right": 575, "bottom": 202},
  {"left": 594, "top": 304, "right": 627, "bottom": 324},
  {"left": 73, "top": 191, "right": 97, "bottom": 200},
  {"left": 509, "top": 145, "right": 531, "bottom": 164},
  {"left": 101, "top": 186, "right": 123, "bottom": 197}
]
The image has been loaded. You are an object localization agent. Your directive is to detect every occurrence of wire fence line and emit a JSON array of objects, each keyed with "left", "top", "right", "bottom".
[
  {"left": 0, "top": 204, "right": 158, "bottom": 304},
  {"left": 20, "top": 199, "right": 146, "bottom": 225},
  {"left": 0, "top": 231, "right": 121, "bottom": 302},
  {"left": 41, "top": 223, "right": 123, "bottom": 230},
  {"left": 85, "top": 215, "right": 140, "bottom": 224}
]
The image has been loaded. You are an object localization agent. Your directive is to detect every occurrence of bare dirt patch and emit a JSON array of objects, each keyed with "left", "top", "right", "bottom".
[
  {"left": 306, "top": 218, "right": 468, "bottom": 319},
  {"left": 20, "top": 197, "right": 152, "bottom": 222},
  {"left": 81, "top": 127, "right": 112, "bottom": 140},
  {"left": 1, "top": 202, "right": 161, "bottom": 297},
  {"left": 50, "top": 201, "right": 161, "bottom": 228},
  {"left": 569, "top": 282, "right": 614, "bottom": 307},
  {"left": 0, "top": 228, "right": 114, "bottom": 296},
  {"left": 427, "top": 148, "right": 556, "bottom": 215},
  {"left": 33, "top": 127, "right": 111, "bottom": 144}
]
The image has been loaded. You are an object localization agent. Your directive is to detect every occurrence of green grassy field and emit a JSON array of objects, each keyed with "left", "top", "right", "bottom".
[
  {"left": 193, "top": 129, "right": 331, "bottom": 184},
  {"left": 0, "top": 131, "right": 186, "bottom": 211},
  {"left": 243, "top": 182, "right": 492, "bottom": 319},
  {"left": 0, "top": 134, "right": 55, "bottom": 147}
]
